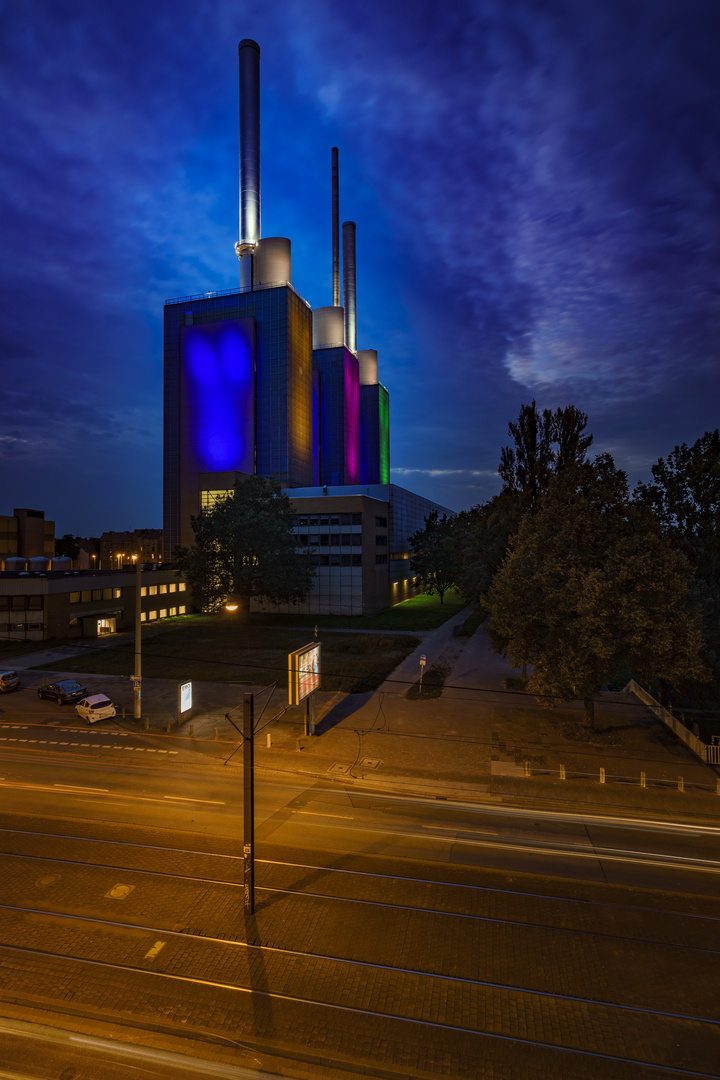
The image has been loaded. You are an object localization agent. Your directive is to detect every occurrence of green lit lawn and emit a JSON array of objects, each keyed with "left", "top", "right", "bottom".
[
  {"left": 37, "top": 615, "right": 420, "bottom": 694},
  {"left": 252, "top": 589, "right": 467, "bottom": 632}
]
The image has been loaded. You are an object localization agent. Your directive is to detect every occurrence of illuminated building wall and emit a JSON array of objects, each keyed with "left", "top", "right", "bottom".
[
  {"left": 163, "top": 283, "right": 314, "bottom": 557},
  {"left": 312, "top": 346, "right": 360, "bottom": 486},
  {"left": 359, "top": 383, "right": 390, "bottom": 484}
]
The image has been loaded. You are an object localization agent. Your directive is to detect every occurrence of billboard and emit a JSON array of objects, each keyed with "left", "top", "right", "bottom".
[{"left": 288, "top": 642, "right": 321, "bottom": 706}]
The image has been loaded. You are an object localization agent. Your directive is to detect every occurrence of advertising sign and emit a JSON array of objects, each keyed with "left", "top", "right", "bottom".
[
  {"left": 178, "top": 681, "right": 192, "bottom": 714},
  {"left": 288, "top": 642, "right": 321, "bottom": 706}
]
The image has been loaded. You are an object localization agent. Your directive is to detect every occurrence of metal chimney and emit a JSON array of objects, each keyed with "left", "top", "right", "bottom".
[
  {"left": 332, "top": 147, "right": 340, "bottom": 306},
  {"left": 342, "top": 220, "right": 356, "bottom": 352},
  {"left": 235, "top": 39, "right": 261, "bottom": 289}
]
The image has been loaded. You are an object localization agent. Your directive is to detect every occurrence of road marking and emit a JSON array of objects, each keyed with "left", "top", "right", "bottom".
[
  {"left": 296, "top": 810, "right": 354, "bottom": 820},
  {"left": 54, "top": 784, "right": 109, "bottom": 793},
  {"left": 162, "top": 796, "right": 225, "bottom": 805},
  {"left": 144, "top": 940, "right": 166, "bottom": 960}
]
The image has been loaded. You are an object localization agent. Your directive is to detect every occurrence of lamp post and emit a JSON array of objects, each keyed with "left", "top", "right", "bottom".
[{"left": 133, "top": 554, "right": 142, "bottom": 720}]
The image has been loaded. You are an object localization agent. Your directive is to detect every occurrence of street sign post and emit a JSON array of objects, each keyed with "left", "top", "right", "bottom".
[{"left": 419, "top": 654, "right": 427, "bottom": 692}]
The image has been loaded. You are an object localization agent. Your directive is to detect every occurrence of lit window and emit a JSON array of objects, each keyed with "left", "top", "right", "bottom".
[
  {"left": 178, "top": 583, "right": 186, "bottom": 592},
  {"left": 141, "top": 587, "right": 147, "bottom": 597},
  {"left": 159, "top": 609, "right": 167, "bottom": 619},
  {"left": 178, "top": 605, "right": 186, "bottom": 614},
  {"left": 149, "top": 610, "right": 158, "bottom": 621},
  {"left": 169, "top": 607, "right": 177, "bottom": 617},
  {"left": 113, "top": 588, "right": 122, "bottom": 599},
  {"left": 70, "top": 592, "right": 80, "bottom": 604},
  {"left": 169, "top": 583, "right": 176, "bottom": 593},
  {"left": 149, "top": 586, "right": 157, "bottom": 596},
  {"left": 159, "top": 584, "right": 167, "bottom": 594},
  {"left": 140, "top": 612, "right": 147, "bottom": 622}
]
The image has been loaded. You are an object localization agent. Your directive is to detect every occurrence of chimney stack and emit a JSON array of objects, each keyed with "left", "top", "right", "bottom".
[
  {"left": 332, "top": 148, "right": 340, "bottom": 306},
  {"left": 342, "top": 220, "right": 356, "bottom": 352},
  {"left": 236, "top": 39, "right": 261, "bottom": 289}
]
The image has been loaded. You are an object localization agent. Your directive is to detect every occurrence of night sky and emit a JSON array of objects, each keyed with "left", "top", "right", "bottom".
[{"left": 2, "top": 0, "right": 719, "bottom": 537}]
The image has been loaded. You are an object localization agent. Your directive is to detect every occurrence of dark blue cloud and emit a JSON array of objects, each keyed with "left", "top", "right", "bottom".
[{"left": 0, "top": 0, "right": 718, "bottom": 532}]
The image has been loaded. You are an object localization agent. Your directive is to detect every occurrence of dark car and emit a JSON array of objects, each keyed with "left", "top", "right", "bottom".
[
  {"left": 37, "top": 679, "right": 88, "bottom": 705},
  {"left": 0, "top": 670, "right": 21, "bottom": 693}
]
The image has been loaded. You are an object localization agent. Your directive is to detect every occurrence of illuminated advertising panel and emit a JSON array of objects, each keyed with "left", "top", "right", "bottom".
[
  {"left": 181, "top": 318, "right": 255, "bottom": 474},
  {"left": 178, "top": 681, "right": 192, "bottom": 713},
  {"left": 288, "top": 642, "right": 321, "bottom": 705}
]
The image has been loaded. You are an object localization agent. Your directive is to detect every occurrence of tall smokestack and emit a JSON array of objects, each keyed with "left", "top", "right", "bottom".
[
  {"left": 342, "top": 220, "right": 356, "bottom": 352},
  {"left": 332, "top": 147, "right": 340, "bottom": 306},
  {"left": 235, "top": 39, "right": 261, "bottom": 289}
]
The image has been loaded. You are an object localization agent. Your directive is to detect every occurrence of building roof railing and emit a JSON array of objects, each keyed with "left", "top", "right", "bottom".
[{"left": 165, "top": 279, "right": 312, "bottom": 309}]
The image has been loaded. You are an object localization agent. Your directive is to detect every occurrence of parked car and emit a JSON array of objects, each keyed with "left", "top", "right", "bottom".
[
  {"left": 75, "top": 694, "right": 116, "bottom": 723},
  {"left": 0, "top": 670, "right": 21, "bottom": 693},
  {"left": 37, "top": 679, "right": 88, "bottom": 705}
]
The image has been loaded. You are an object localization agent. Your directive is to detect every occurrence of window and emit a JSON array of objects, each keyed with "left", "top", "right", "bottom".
[
  {"left": 92, "top": 589, "right": 102, "bottom": 601},
  {"left": 148, "top": 610, "right": 158, "bottom": 621},
  {"left": 11, "top": 597, "right": 24, "bottom": 610},
  {"left": 160, "top": 609, "right": 167, "bottom": 619},
  {"left": 113, "top": 588, "right": 122, "bottom": 599},
  {"left": 352, "top": 513, "right": 361, "bottom": 525},
  {"left": 376, "top": 515, "right": 387, "bottom": 528},
  {"left": 341, "top": 534, "right": 352, "bottom": 546},
  {"left": 69, "top": 592, "right": 80, "bottom": 605},
  {"left": 330, "top": 534, "right": 341, "bottom": 546},
  {"left": 169, "top": 607, "right": 177, "bottom": 617},
  {"left": 179, "top": 583, "right": 186, "bottom": 592},
  {"left": 169, "top": 583, "right": 177, "bottom": 593},
  {"left": 102, "top": 588, "right": 112, "bottom": 600},
  {"left": 178, "top": 605, "right": 186, "bottom": 614},
  {"left": 159, "top": 584, "right": 167, "bottom": 594},
  {"left": 341, "top": 555, "right": 351, "bottom": 566},
  {"left": 28, "top": 596, "right": 43, "bottom": 610},
  {"left": 81, "top": 591, "right": 91, "bottom": 602},
  {"left": 141, "top": 587, "right": 147, "bottom": 597},
  {"left": 140, "top": 612, "right": 147, "bottom": 622},
  {"left": 376, "top": 554, "right": 388, "bottom": 564},
  {"left": 201, "top": 489, "right": 231, "bottom": 510},
  {"left": 149, "top": 585, "right": 157, "bottom": 596},
  {"left": 376, "top": 535, "right": 387, "bottom": 546},
  {"left": 352, "top": 554, "right": 362, "bottom": 566}
]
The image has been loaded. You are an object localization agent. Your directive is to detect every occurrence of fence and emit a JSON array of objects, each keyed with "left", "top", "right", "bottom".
[{"left": 624, "top": 679, "right": 715, "bottom": 765}]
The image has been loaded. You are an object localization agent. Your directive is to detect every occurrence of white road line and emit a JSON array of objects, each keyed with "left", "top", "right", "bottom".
[
  {"left": 296, "top": 810, "right": 354, "bottom": 820},
  {"left": 162, "top": 796, "right": 225, "bottom": 805},
  {"left": 53, "top": 784, "right": 109, "bottom": 793}
]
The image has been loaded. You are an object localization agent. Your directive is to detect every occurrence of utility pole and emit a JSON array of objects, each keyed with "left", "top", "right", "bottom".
[
  {"left": 243, "top": 693, "right": 255, "bottom": 914},
  {"left": 133, "top": 555, "right": 142, "bottom": 720}
]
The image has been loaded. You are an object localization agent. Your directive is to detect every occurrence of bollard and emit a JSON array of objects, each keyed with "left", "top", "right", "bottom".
[
  {"left": 214, "top": 727, "right": 218, "bottom": 741},
  {"left": 122, "top": 707, "right": 126, "bottom": 721},
  {"left": 189, "top": 724, "right": 194, "bottom": 738},
  {"left": 678, "top": 776, "right": 684, "bottom": 792},
  {"left": 640, "top": 771, "right": 646, "bottom": 788},
  {"left": 524, "top": 760, "right": 531, "bottom": 777},
  {"left": 166, "top": 720, "right": 171, "bottom": 734},
  {"left": 144, "top": 717, "right": 149, "bottom": 731},
  {"left": 266, "top": 733, "right": 272, "bottom": 748},
  {"left": 559, "top": 764, "right": 566, "bottom": 780},
  {"left": 599, "top": 767, "right": 605, "bottom": 784}
]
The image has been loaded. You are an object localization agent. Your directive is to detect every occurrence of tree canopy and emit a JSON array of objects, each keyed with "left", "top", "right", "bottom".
[
  {"left": 486, "top": 456, "right": 707, "bottom": 727},
  {"left": 499, "top": 401, "right": 593, "bottom": 509},
  {"left": 408, "top": 510, "right": 457, "bottom": 604},
  {"left": 174, "top": 475, "right": 315, "bottom": 615}
]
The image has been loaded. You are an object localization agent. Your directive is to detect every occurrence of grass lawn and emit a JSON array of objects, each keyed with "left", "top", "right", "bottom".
[
  {"left": 37, "top": 615, "right": 420, "bottom": 694},
  {"left": 252, "top": 589, "right": 467, "bottom": 632}
]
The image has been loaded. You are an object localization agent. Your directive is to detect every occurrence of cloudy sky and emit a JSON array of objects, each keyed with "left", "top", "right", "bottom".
[{"left": 1, "top": 0, "right": 719, "bottom": 536}]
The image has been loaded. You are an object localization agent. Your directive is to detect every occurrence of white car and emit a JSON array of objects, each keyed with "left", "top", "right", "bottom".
[{"left": 75, "top": 694, "right": 117, "bottom": 723}]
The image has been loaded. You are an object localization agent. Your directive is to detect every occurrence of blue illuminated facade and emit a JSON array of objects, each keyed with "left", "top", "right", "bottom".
[{"left": 312, "top": 346, "right": 360, "bottom": 486}]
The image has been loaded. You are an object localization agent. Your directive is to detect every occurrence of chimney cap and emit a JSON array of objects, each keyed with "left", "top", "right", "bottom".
[{"left": 238, "top": 39, "right": 260, "bottom": 55}]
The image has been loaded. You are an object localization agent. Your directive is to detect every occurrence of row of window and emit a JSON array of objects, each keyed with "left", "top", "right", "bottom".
[
  {"left": 70, "top": 588, "right": 123, "bottom": 604},
  {"left": 295, "top": 513, "right": 362, "bottom": 526},
  {"left": 140, "top": 605, "right": 187, "bottom": 622},
  {"left": 297, "top": 534, "right": 387, "bottom": 548},
  {"left": 141, "top": 583, "right": 185, "bottom": 597},
  {"left": 305, "top": 554, "right": 389, "bottom": 567},
  {"left": 0, "top": 595, "right": 44, "bottom": 610},
  {"left": 0, "top": 622, "right": 43, "bottom": 631}
]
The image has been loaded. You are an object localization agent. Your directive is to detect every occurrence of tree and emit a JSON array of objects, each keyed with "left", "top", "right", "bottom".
[
  {"left": 55, "top": 534, "right": 80, "bottom": 561},
  {"left": 454, "top": 490, "right": 525, "bottom": 605},
  {"left": 408, "top": 511, "right": 457, "bottom": 604},
  {"left": 486, "top": 456, "right": 707, "bottom": 728},
  {"left": 174, "top": 475, "right": 315, "bottom": 615},
  {"left": 636, "top": 430, "right": 720, "bottom": 682},
  {"left": 499, "top": 401, "right": 594, "bottom": 510}
]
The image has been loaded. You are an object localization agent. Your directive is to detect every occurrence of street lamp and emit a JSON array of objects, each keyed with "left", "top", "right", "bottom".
[{"left": 132, "top": 554, "right": 142, "bottom": 720}]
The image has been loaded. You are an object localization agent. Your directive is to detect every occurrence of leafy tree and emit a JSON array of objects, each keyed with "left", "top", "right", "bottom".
[
  {"left": 499, "top": 401, "right": 593, "bottom": 510},
  {"left": 454, "top": 490, "right": 525, "bottom": 605},
  {"left": 174, "top": 475, "right": 315, "bottom": 616},
  {"left": 55, "top": 534, "right": 80, "bottom": 560},
  {"left": 486, "top": 456, "right": 707, "bottom": 728},
  {"left": 636, "top": 430, "right": 720, "bottom": 681},
  {"left": 408, "top": 511, "right": 457, "bottom": 604}
]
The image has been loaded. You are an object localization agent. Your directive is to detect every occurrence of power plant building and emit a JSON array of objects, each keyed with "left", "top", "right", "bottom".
[{"left": 163, "top": 39, "right": 450, "bottom": 613}]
